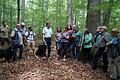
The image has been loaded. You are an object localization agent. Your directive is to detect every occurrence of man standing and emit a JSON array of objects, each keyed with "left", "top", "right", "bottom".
[
  {"left": 11, "top": 24, "right": 24, "bottom": 61},
  {"left": 92, "top": 26, "right": 110, "bottom": 72},
  {"left": 43, "top": 23, "right": 53, "bottom": 58},
  {"left": 106, "top": 28, "right": 120, "bottom": 79}
]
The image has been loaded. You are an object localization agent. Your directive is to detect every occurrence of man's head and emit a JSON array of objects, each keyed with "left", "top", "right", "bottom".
[
  {"left": 46, "top": 23, "right": 51, "bottom": 28},
  {"left": 111, "top": 28, "right": 119, "bottom": 36},
  {"left": 97, "top": 26, "right": 101, "bottom": 32},
  {"left": 73, "top": 25, "right": 78, "bottom": 32},
  {"left": 16, "top": 24, "right": 21, "bottom": 30},
  {"left": 28, "top": 25, "right": 33, "bottom": 31},
  {"left": 3, "top": 21, "right": 7, "bottom": 27},
  {"left": 21, "top": 22, "right": 25, "bottom": 28},
  {"left": 101, "top": 26, "right": 107, "bottom": 33}
]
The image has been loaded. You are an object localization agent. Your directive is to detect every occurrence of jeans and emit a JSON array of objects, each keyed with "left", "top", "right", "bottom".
[
  {"left": 58, "top": 41, "right": 69, "bottom": 58},
  {"left": 69, "top": 41, "right": 80, "bottom": 60},
  {"left": 93, "top": 47, "right": 108, "bottom": 71},
  {"left": 56, "top": 40, "right": 61, "bottom": 49},
  {"left": 44, "top": 38, "right": 52, "bottom": 58},
  {"left": 13, "top": 44, "right": 23, "bottom": 61}
]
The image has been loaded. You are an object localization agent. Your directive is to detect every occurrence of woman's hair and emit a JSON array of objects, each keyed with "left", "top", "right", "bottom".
[
  {"left": 67, "top": 25, "right": 72, "bottom": 30},
  {"left": 56, "top": 27, "right": 62, "bottom": 32},
  {"left": 64, "top": 26, "right": 69, "bottom": 31}
]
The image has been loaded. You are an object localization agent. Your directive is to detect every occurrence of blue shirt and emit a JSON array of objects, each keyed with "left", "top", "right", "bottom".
[{"left": 109, "top": 37, "right": 118, "bottom": 45}]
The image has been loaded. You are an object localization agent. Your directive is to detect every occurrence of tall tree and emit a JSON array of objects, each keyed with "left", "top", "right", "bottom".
[
  {"left": 103, "top": 0, "right": 114, "bottom": 27},
  {"left": 21, "top": 0, "right": 25, "bottom": 22},
  {"left": 17, "top": 0, "right": 20, "bottom": 23},
  {"left": 67, "top": 0, "right": 73, "bottom": 25},
  {"left": 86, "top": 0, "right": 101, "bottom": 34}
]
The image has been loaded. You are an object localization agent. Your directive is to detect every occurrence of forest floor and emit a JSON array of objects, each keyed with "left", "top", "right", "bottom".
[{"left": 0, "top": 42, "right": 109, "bottom": 80}]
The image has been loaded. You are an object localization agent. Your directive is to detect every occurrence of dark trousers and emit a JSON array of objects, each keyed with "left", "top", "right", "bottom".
[
  {"left": 13, "top": 44, "right": 23, "bottom": 61},
  {"left": 44, "top": 38, "right": 52, "bottom": 58},
  {"left": 69, "top": 42, "right": 80, "bottom": 60},
  {"left": 93, "top": 47, "right": 108, "bottom": 71},
  {"left": 82, "top": 47, "right": 91, "bottom": 63},
  {"left": 0, "top": 38, "right": 9, "bottom": 47},
  {"left": 58, "top": 42, "right": 69, "bottom": 58}
]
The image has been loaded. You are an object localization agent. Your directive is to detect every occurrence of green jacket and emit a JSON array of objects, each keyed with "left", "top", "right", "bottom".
[
  {"left": 72, "top": 31, "right": 82, "bottom": 42},
  {"left": 81, "top": 33, "right": 93, "bottom": 48}
]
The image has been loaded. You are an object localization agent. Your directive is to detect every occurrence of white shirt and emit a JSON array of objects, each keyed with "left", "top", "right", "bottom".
[
  {"left": 25, "top": 31, "right": 36, "bottom": 41},
  {"left": 42, "top": 27, "right": 53, "bottom": 38},
  {"left": 11, "top": 28, "right": 23, "bottom": 45}
]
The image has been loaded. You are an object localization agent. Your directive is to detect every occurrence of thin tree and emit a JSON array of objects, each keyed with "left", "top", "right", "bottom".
[
  {"left": 67, "top": 0, "right": 73, "bottom": 25},
  {"left": 103, "top": 0, "right": 114, "bottom": 27},
  {"left": 17, "top": 0, "right": 20, "bottom": 23},
  {"left": 21, "top": 0, "right": 25, "bottom": 22}
]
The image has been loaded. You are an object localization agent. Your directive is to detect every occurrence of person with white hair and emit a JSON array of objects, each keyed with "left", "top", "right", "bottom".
[
  {"left": 106, "top": 28, "right": 120, "bottom": 79},
  {"left": 92, "top": 26, "right": 110, "bottom": 72}
]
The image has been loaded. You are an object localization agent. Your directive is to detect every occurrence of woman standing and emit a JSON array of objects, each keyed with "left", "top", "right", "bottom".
[
  {"left": 82, "top": 28, "right": 93, "bottom": 63},
  {"left": 55, "top": 27, "right": 62, "bottom": 58}
]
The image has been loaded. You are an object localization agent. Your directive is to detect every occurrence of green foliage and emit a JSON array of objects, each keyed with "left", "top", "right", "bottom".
[{"left": 0, "top": 0, "right": 120, "bottom": 34}]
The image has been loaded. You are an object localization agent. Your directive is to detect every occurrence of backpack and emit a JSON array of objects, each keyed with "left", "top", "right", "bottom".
[
  {"left": 12, "top": 30, "right": 20, "bottom": 45},
  {"left": 26, "top": 31, "right": 35, "bottom": 40}
]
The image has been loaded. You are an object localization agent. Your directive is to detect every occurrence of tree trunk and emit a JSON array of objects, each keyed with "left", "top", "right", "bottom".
[
  {"left": 67, "top": 0, "right": 73, "bottom": 25},
  {"left": 103, "top": 0, "right": 113, "bottom": 27},
  {"left": 21, "top": 0, "right": 25, "bottom": 22},
  {"left": 41, "top": 0, "right": 45, "bottom": 27},
  {"left": 17, "top": 0, "right": 20, "bottom": 23},
  {"left": 86, "top": 0, "right": 101, "bottom": 34},
  {"left": 2, "top": 0, "right": 6, "bottom": 21},
  {"left": 56, "top": 0, "right": 59, "bottom": 26}
]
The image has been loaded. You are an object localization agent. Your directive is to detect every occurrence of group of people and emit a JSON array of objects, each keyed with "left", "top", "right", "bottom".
[
  {"left": 52, "top": 24, "right": 120, "bottom": 80},
  {"left": 0, "top": 21, "right": 120, "bottom": 79},
  {"left": 0, "top": 21, "right": 36, "bottom": 61}
]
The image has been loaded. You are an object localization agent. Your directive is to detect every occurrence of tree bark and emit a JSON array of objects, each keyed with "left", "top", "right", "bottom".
[
  {"left": 86, "top": 0, "right": 101, "bottom": 34},
  {"left": 21, "top": 0, "right": 25, "bottom": 22},
  {"left": 67, "top": 0, "right": 73, "bottom": 25},
  {"left": 17, "top": 0, "right": 20, "bottom": 23},
  {"left": 103, "top": 0, "right": 113, "bottom": 27}
]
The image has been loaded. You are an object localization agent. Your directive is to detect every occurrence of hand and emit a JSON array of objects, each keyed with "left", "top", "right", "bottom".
[
  {"left": 106, "top": 43, "right": 110, "bottom": 47},
  {"left": 77, "top": 46, "right": 81, "bottom": 48}
]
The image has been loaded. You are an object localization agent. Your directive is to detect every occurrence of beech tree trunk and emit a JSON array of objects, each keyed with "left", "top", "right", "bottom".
[
  {"left": 103, "top": 0, "right": 113, "bottom": 27},
  {"left": 86, "top": 0, "right": 101, "bottom": 34},
  {"left": 67, "top": 0, "right": 73, "bottom": 25},
  {"left": 17, "top": 0, "right": 20, "bottom": 23}
]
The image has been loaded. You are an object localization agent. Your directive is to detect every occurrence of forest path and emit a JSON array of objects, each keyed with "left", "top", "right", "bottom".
[{"left": 0, "top": 43, "right": 108, "bottom": 80}]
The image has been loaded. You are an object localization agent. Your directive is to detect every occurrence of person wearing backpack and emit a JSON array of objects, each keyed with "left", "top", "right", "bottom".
[
  {"left": 11, "top": 24, "right": 24, "bottom": 61},
  {"left": 19, "top": 22, "right": 27, "bottom": 51},
  {"left": 106, "top": 28, "right": 120, "bottom": 79},
  {"left": 25, "top": 25, "right": 36, "bottom": 55},
  {"left": 92, "top": 26, "right": 110, "bottom": 72}
]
